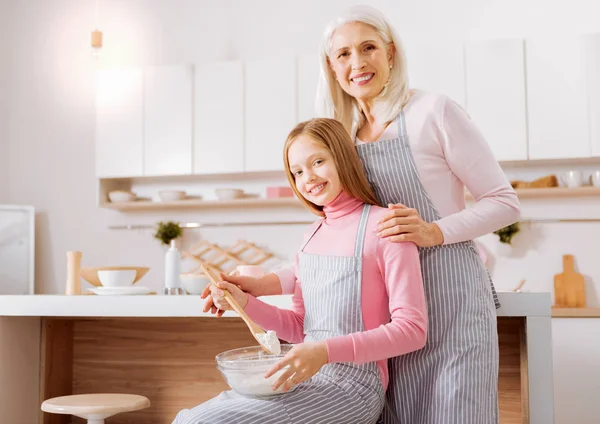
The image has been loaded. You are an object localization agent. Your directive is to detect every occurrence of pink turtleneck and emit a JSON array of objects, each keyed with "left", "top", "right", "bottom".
[{"left": 244, "top": 192, "right": 428, "bottom": 389}]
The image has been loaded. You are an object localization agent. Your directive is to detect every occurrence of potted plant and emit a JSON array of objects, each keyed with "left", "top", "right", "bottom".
[
  {"left": 154, "top": 221, "right": 183, "bottom": 246},
  {"left": 493, "top": 222, "right": 520, "bottom": 245}
]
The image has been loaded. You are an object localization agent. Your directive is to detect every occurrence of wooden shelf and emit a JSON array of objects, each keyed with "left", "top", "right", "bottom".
[
  {"left": 552, "top": 307, "right": 600, "bottom": 318},
  {"left": 101, "top": 187, "right": 600, "bottom": 212},
  {"left": 100, "top": 197, "right": 302, "bottom": 211},
  {"left": 467, "top": 186, "right": 600, "bottom": 201}
]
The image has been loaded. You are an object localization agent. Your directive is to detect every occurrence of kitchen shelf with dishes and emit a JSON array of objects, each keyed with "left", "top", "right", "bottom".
[{"left": 101, "top": 186, "right": 600, "bottom": 212}]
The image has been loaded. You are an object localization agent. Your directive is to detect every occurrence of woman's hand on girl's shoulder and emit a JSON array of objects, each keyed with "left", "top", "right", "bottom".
[
  {"left": 265, "top": 341, "right": 328, "bottom": 392},
  {"left": 376, "top": 203, "right": 444, "bottom": 247}
]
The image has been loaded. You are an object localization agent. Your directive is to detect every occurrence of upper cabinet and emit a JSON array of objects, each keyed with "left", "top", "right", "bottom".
[
  {"left": 297, "top": 54, "right": 321, "bottom": 122},
  {"left": 526, "top": 36, "right": 590, "bottom": 160},
  {"left": 465, "top": 39, "right": 528, "bottom": 162},
  {"left": 144, "top": 65, "right": 193, "bottom": 176},
  {"left": 585, "top": 34, "right": 600, "bottom": 158},
  {"left": 194, "top": 61, "right": 244, "bottom": 175},
  {"left": 244, "top": 58, "right": 297, "bottom": 172},
  {"left": 95, "top": 69, "right": 143, "bottom": 178},
  {"left": 407, "top": 41, "right": 466, "bottom": 107}
]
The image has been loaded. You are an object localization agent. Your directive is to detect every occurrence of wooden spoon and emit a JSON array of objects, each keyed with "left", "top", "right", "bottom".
[{"left": 199, "top": 264, "right": 276, "bottom": 354}]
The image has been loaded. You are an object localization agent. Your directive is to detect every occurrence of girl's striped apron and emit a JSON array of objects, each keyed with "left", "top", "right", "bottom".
[
  {"left": 357, "top": 112, "right": 500, "bottom": 424},
  {"left": 173, "top": 205, "right": 384, "bottom": 424}
]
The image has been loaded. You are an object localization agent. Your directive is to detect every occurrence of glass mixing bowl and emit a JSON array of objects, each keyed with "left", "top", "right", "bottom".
[{"left": 216, "top": 344, "right": 299, "bottom": 398}]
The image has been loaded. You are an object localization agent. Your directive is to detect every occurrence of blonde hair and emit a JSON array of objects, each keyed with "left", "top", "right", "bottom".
[
  {"left": 284, "top": 118, "right": 380, "bottom": 217},
  {"left": 316, "top": 5, "right": 411, "bottom": 137}
]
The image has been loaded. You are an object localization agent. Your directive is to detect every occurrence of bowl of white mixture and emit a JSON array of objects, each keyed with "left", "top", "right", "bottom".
[{"left": 216, "top": 344, "right": 298, "bottom": 398}]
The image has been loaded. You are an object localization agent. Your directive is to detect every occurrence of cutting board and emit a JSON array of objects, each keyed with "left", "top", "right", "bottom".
[{"left": 554, "top": 254, "right": 586, "bottom": 308}]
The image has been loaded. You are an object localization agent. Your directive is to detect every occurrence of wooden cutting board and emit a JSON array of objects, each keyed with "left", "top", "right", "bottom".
[{"left": 554, "top": 254, "right": 586, "bottom": 308}]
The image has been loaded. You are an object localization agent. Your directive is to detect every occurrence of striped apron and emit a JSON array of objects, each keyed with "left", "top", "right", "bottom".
[
  {"left": 357, "top": 112, "right": 500, "bottom": 424},
  {"left": 173, "top": 205, "right": 384, "bottom": 424}
]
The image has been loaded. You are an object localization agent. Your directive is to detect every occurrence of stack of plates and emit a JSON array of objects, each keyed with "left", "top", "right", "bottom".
[{"left": 88, "top": 286, "right": 152, "bottom": 296}]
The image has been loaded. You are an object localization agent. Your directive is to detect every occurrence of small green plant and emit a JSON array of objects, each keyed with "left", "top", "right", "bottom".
[
  {"left": 154, "top": 221, "right": 183, "bottom": 246},
  {"left": 493, "top": 222, "right": 520, "bottom": 245}
]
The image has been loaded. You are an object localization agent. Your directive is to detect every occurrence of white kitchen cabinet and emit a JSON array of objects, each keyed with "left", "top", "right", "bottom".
[
  {"left": 406, "top": 40, "right": 466, "bottom": 107},
  {"left": 245, "top": 58, "right": 297, "bottom": 172},
  {"left": 144, "top": 65, "right": 193, "bottom": 176},
  {"left": 95, "top": 68, "right": 143, "bottom": 178},
  {"left": 526, "top": 37, "right": 590, "bottom": 160},
  {"left": 585, "top": 34, "right": 600, "bottom": 158},
  {"left": 465, "top": 39, "right": 528, "bottom": 162},
  {"left": 297, "top": 54, "right": 321, "bottom": 122},
  {"left": 194, "top": 61, "right": 244, "bottom": 175}
]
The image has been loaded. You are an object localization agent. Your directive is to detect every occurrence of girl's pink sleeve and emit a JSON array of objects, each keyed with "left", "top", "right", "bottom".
[
  {"left": 325, "top": 240, "right": 428, "bottom": 364},
  {"left": 434, "top": 97, "right": 520, "bottom": 245},
  {"left": 244, "top": 258, "right": 305, "bottom": 344},
  {"left": 272, "top": 266, "right": 296, "bottom": 295}
]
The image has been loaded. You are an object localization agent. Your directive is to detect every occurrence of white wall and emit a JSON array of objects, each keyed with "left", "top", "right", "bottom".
[
  {"left": 3, "top": 0, "right": 600, "bottom": 422},
  {"left": 0, "top": 1, "right": 11, "bottom": 204}
]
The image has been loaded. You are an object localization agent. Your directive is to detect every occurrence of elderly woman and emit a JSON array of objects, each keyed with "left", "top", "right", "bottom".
[{"left": 208, "top": 5, "right": 520, "bottom": 424}]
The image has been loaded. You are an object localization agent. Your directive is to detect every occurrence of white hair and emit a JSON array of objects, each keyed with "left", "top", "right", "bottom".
[{"left": 315, "top": 5, "right": 411, "bottom": 137}]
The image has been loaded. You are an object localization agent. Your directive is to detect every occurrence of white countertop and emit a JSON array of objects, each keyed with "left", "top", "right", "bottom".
[{"left": 0, "top": 292, "right": 550, "bottom": 318}]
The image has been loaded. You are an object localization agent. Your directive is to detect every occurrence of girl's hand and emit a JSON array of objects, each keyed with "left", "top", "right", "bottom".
[
  {"left": 376, "top": 203, "right": 444, "bottom": 247},
  {"left": 204, "top": 279, "right": 249, "bottom": 313},
  {"left": 265, "top": 341, "right": 328, "bottom": 392}
]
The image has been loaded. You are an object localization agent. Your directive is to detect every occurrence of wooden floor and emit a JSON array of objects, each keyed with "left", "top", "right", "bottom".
[{"left": 40, "top": 317, "right": 528, "bottom": 424}]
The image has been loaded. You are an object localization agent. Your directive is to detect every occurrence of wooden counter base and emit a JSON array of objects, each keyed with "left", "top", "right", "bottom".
[{"left": 39, "top": 317, "right": 528, "bottom": 424}]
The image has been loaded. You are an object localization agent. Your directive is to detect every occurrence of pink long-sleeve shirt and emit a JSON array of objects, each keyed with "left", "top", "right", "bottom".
[
  {"left": 276, "top": 90, "right": 520, "bottom": 294},
  {"left": 244, "top": 192, "right": 428, "bottom": 389}
]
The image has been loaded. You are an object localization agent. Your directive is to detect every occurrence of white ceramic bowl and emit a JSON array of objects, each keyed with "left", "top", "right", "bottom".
[
  {"left": 215, "top": 188, "right": 244, "bottom": 200},
  {"left": 216, "top": 344, "right": 298, "bottom": 398},
  {"left": 159, "top": 190, "right": 186, "bottom": 202},
  {"left": 97, "top": 270, "right": 137, "bottom": 287},
  {"left": 180, "top": 274, "right": 211, "bottom": 295},
  {"left": 108, "top": 190, "right": 136, "bottom": 203}
]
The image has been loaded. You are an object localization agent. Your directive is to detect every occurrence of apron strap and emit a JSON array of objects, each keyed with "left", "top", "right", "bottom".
[
  {"left": 354, "top": 204, "right": 371, "bottom": 258},
  {"left": 396, "top": 109, "right": 408, "bottom": 139},
  {"left": 299, "top": 219, "right": 323, "bottom": 252}
]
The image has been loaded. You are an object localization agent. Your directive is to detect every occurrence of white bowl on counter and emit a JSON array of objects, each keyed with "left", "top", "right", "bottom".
[
  {"left": 108, "top": 190, "right": 136, "bottom": 203},
  {"left": 97, "top": 269, "right": 138, "bottom": 287},
  {"left": 180, "top": 274, "right": 211, "bottom": 295},
  {"left": 215, "top": 188, "right": 244, "bottom": 200},
  {"left": 159, "top": 190, "right": 186, "bottom": 202}
]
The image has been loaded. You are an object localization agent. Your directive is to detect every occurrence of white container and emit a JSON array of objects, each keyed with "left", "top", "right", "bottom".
[
  {"left": 108, "top": 190, "right": 136, "bottom": 203},
  {"left": 164, "top": 240, "right": 181, "bottom": 289},
  {"left": 159, "top": 190, "right": 186, "bottom": 202},
  {"left": 98, "top": 270, "right": 137, "bottom": 287},
  {"left": 180, "top": 274, "right": 211, "bottom": 295}
]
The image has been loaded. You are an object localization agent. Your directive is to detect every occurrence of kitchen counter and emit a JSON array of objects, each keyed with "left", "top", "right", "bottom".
[
  {"left": 0, "top": 291, "right": 549, "bottom": 317},
  {"left": 0, "top": 292, "right": 553, "bottom": 424}
]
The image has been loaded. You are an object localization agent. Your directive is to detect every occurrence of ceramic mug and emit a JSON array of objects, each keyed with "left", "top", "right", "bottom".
[
  {"left": 559, "top": 170, "right": 583, "bottom": 188},
  {"left": 590, "top": 171, "right": 600, "bottom": 188},
  {"left": 230, "top": 265, "right": 265, "bottom": 278}
]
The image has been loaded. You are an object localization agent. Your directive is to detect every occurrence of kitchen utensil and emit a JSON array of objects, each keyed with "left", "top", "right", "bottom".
[
  {"left": 215, "top": 188, "right": 244, "bottom": 200},
  {"left": 80, "top": 267, "right": 149, "bottom": 287},
  {"left": 199, "top": 264, "right": 276, "bottom": 354},
  {"left": 216, "top": 344, "right": 297, "bottom": 397},
  {"left": 554, "top": 254, "right": 586, "bottom": 307},
  {"left": 158, "top": 190, "right": 186, "bottom": 202},
  {"left": 65, "top": 251, "right": 83, "bottom": 295},
  {"left": 97, "top": 269, "right": 137, "bottom": 287}
]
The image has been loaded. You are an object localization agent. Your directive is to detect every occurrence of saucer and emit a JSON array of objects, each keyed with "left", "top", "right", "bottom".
[{"left": 89, "top": 286, "right": 152, "bottom": 296}]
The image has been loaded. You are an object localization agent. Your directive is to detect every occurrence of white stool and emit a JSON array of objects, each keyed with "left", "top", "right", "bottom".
[{"left": 41, "top": 393, "right": 150, "bottom": 424}]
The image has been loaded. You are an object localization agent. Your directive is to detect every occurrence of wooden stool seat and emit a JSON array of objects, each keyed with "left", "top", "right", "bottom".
[{"left": 41, "top": 393, "right": 150, "bottom": 424}]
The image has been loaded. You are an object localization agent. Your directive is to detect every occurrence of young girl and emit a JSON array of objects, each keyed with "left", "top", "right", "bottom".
[{"left": 173, "top": 118, "right": 427, "bottom": 424}]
